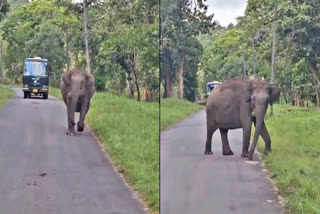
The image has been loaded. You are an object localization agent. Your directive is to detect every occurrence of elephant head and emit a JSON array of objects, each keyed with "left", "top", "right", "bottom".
[
  {"left": 61, "top": 69, "right": 95, "bottom": 135},
  {"left": 248, "top": 80, "right": 280, "bottom": 160}
]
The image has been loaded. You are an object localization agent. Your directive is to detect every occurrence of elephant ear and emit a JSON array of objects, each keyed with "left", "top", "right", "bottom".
[
  {"left": 62, "top": 71, "right": 72, "bottom": 86},
  {"left": 247, "top": 81, "right": 254, "bottom": 103},
  {"left": 268, "top": 84, "right": 280, "bottom": 104},
  {"left": 85, "top": 74, "right": 95, "bottom": 90}
]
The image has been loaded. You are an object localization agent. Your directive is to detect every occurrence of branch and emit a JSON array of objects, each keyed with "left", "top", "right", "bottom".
[{"left": 264, "top": 13, "right": 282, "bottom": 26}]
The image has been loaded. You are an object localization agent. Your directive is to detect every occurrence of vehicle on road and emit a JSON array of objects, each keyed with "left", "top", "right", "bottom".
[
  {"left": 205, "top": 81, "right": 221, "bottom": 98},
  {"left": 22, "top": 57, "right": 51, "bottom": 99}
]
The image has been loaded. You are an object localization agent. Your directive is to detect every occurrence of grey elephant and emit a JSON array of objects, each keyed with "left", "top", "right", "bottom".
[
  {"left": 61, "top": 68, "right": 95, "bottom": 135},
  {"left": 204, "top": 78, "right": 280, "bottom": 160}
]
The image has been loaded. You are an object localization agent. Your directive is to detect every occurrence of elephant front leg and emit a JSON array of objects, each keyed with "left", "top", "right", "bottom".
[
  {"left": 260, "top": 121, "right": 271, "bottom": 154},
  {"left": 66, "top": 105, "right": 75, "bottom": 135},
  {"left": 77, "top": 97, "right": 88, "bottom": 132},
  {"left": 252, "top": 117, "right": 271, "bottom": 154},
  {"left": 204, "top": 126, "right": 217, "bottom": 155},
  {"left": 220, "top": 129, "right": 233, "bottom": 155}
]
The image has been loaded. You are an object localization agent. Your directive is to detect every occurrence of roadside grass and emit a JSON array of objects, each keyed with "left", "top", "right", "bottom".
[
  {"left": 49, "top": 87, "right": 62, "bottom": 100},
  {"left": 49, "top": 88, "right": 159, "bottom": 212},
  {"left": 161, "top": 98, "right": 203, "bottom": 130},
  {"left": 0, "top": 86, "right": 14, "bottom": 108},
  {"left": 257, "top": 104, "right": 320, "bottom": 214}
]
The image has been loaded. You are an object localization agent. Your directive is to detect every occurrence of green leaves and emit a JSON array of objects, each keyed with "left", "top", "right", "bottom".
[
  {"left": 199, "top": 0, "right": 320, "bottom": 105},
  {"left": 1, "top": 0, "right": 82, "bottom": 86},
  {"left": 0, "top": 0, "right": 10, "bottom": 22}
]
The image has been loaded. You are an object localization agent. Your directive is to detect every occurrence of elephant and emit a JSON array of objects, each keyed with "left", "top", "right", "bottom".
[
  {"left": 61, "top": 68, "right": 95, "bottom": 135},
  {"left": 204, "top": 78, "right": 280, "bottom": 160}
]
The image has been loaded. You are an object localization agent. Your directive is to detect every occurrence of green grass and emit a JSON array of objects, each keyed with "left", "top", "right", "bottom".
[
  {"left": 257, "top": 104, "right": 320, "bottom": 214},
  {"left": 49, "top": 88, "right": 159, "bottom": 212},
  {"left": 161, "top": 98, "right": 203, "bottom": 130},
  {"left": 49, "top": 87, "right": 62, "bottom": 100},
  {"left": 0, "top": 86, "right": 14, "bottom": 108},
  {"left": 160, "top": 100, "right": 319, "bottom": 213}
]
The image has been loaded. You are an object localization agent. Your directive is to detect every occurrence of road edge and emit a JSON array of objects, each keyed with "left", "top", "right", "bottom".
[
  {"left": 161, "top": 109, "right": 204, "bottom": 132},
  {"left": 49, "top": 92, "right": 152, "bottom": 214},
  {"left": 85, "top": 123, "right": 152, "bottom": 214},
  {"left": 255, "top": 149, "right": 285, "bottom": 213}
]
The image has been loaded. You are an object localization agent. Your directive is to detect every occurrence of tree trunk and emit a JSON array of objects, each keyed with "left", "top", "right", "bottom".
[
  {"left": 242, "top": 54, "right": 247, "bottom": 78},
  {"left": 178, "top": 54, "right": 185, "bottom": 100},
  {"left": 308, "top": 59, "right": 320, "bottom": 107},
  {"left": 89, "top": 49, "right": 94, "bottom": 74},
  {"left": 0, "top": 40, "right": 3, "bottom": 83},
  {"left": 83, "top": 0, "right": 92, "bottom": 74},
  {"left": 252, "top": 38, "right": 257, "bottom": 78},
  {"left": 133, "top": 71, "right": 140, "bottom": 101},
  {"left": 143, "top": 88, "right": 152, "bottom": 101},
  {"left": 132, "top": 49, "right": 140, "bottom": 101},
  {"left": 280, "top": 85, "right": 288, "bottom": 104},
  {"left": 127, "top": 72, "right": 134, "bottom": 98},
  {"left": 271, "top": 0, "right": 278, "bottom": 84},
  {"left": 164, "top": 71, "right": 172, "bottom": 98},
  {"left": 270, "top": 0, "right": 278, "bottom": 116},
  {"left": 66, "top": 34, "right": 70, "bottom": 71},
  {"left": 145, "top": 13, "right": 154, "bottom": 24},
  {"left": 75, "top": 51, "right": 79, "bottom": 67}
]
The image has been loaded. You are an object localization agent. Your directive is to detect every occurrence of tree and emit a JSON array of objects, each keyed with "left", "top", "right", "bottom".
[
  {"left": 0, "top": 0, "right": 9, "bottom": 21},
  {"left": 198, "top": 0, "right": 319, "bottom": 107},
  {"left": 270, "top": 0, "right": 278, "bottom": 115},
  {"left": 83, "top": 0, "right": 92, "bottom": 74},
  {"left": 92, "top": 0, "right": 159, "bottom": 100},
  {"left": 279, "top": 0, "right": 320, "bottom": 106},
  {"left": 161, "top": 0, "right": 214, "bottom": 100},
  {"left": 1, "top": 0, "right": 82, "bottom": 85}
]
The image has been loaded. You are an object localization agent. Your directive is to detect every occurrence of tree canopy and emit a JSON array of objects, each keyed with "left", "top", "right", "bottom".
[
  {"left": 163, "top": 0, "right": 320, "bottom": 106},
  {"left": 0, "top": 0, "right": 159, "bottom": 101}
]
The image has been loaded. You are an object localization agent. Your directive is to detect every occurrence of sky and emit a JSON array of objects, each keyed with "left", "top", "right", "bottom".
[
  {"left": 206, "top": 0, "right": 247, "bottom": 27},
  {"left": 72, "top": 0, "right": 247, "bottom": 27}
]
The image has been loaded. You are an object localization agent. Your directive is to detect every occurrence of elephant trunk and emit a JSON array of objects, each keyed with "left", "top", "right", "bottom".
[
  {"left": 68, "top": 82, "right": 83, "bottom": 114},
  {"left": 248, "top": 102, "right": 267, "bottom": 160}
]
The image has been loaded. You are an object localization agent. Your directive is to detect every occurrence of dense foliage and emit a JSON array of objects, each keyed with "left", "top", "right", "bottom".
[
  {"left": 160, "top": 0, "right": 214, "bottom": 101},
  {"left": 161, "top": 0, "right": 319, "bottom": 106},
  {"left": 0, "top": 0, "right": 159, "bottom": 101},
  {"left": 199, "top": 0, "right": 320, "bottom": 106}
]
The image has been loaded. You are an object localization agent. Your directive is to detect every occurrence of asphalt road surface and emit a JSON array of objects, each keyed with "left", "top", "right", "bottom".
[
  {"left": 0, "top": 88, "right": 146, "bottom": 214},
  {"left": 161, "top": 110, "right": 283, "bottom": 214}
]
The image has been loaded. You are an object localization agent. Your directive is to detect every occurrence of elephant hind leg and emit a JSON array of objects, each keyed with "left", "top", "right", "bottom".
[
  {"left": 204, "top": 124, "right": 217, "bottom": 155},
  {"left": 220, "top": 128, "right": 233, "bottom": 155}
]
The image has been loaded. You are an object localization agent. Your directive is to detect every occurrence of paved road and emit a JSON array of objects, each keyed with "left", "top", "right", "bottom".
[
  {"left": 161, "top": 110, "right": 283, "bottom": 214},
  {"left": 0, "top": 89, "right": 146, "bottom": 214}
]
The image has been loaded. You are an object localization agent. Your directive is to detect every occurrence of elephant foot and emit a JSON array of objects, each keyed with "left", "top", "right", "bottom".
[
  {"left": 71, "top": 120, "right": 76, "bottom": 126},
  {"left": 264, "top": 148, "right": 272, "bottom": 155},
  {"left": 204, "top": 149, "right": 213, "bottom": 155},
  {"left": 241, "top": 152, "right": 249, "bottom": 157},
  {"left": 77, "top": 121, "right": 85, "bottom": 132},
  {"left": 248, "top": 152, "right": 254, "bottom": 160},
  {"left": 66, "top": 130, "right": 75, "bottom": 136},
  {"left": 223, "top": 150, "right": 234, "bottom": 155}
]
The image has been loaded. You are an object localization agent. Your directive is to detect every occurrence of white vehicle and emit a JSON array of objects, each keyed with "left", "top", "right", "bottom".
[{"left": 205, "top": 81, "right": 221, "bottom": 98}]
